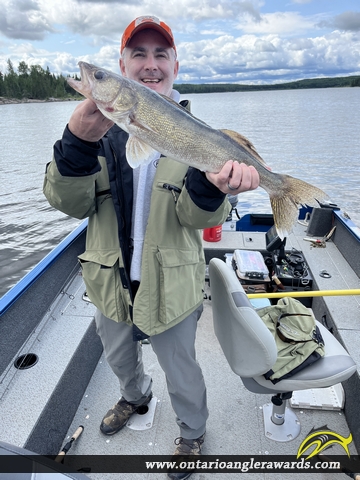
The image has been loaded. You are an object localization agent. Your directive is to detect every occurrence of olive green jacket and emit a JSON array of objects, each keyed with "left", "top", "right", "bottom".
[{"left": 44, "top": 127, "right": 230, "bottom": 336}]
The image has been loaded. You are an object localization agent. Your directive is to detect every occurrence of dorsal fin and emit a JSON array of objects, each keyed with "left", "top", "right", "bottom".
[
  {"left": 220, "top": 129, "right": 267, "bottom": 165},
  {"left": 159, "top": 93, "right": 211, "bottom": 126}
]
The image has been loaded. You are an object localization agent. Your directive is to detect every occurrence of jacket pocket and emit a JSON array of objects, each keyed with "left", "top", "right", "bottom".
[
  {"left": 156, "top": 247, "right": 203, "bottom": 323},
  {"left": 78, "top": 250, "right": 127, "bottom": 322}
]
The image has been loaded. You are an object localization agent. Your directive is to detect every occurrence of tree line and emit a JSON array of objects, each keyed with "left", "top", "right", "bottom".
[
  {"left": 0, "top": 59, "right": 359, "bottom": 101},
  {"left": 176, "top": 75, "right": 360, "bottom": 94},
  {"left": 0, "top": 59, "right": 80, "bottom": 100}
]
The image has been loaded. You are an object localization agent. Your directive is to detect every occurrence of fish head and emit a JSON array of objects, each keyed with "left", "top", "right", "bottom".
[{"left": 68, "top": 61, "right": 138, "bottom": 120}]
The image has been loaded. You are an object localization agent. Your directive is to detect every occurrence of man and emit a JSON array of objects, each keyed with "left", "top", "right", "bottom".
[{"left": 44, "top": 15, "right": 259, "bottom": 479}]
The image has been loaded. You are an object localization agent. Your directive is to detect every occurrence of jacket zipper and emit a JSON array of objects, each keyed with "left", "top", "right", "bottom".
[
  {"left": 103, "top": 137, "right": 134, "bottom": 303},
  {"left": 162, "top": 183, "right": 182, "bottom": 203}
]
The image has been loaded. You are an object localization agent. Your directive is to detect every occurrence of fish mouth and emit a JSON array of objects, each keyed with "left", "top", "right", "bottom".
[
  {"left": 67, "top": 62, "right": 97, "bottom": 98},
  {"left": 67, "top": 61, "right": 92, "bottom": 97},
  {"left": 67, "top": 76, "right": 84, "bottom": 95}
]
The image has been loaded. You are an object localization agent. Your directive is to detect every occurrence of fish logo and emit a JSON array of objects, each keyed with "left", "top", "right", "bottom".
[{"left": 297, "top": 425, "right": 353, "bottom": 459}]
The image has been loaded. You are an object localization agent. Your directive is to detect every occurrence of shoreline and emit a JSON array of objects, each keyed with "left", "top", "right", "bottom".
[{"left": 0, "top": 97, "right": 78, "bottom": 105}]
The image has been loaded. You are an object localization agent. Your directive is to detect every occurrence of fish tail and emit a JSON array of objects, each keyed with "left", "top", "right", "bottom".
[{"left": 269, "top": 174, "right": 329, "bottom": 239}]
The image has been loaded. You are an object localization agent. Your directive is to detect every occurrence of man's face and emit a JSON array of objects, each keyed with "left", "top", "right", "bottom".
[{"left": 120, "top": 29, "right": 179, "bottom": 97}]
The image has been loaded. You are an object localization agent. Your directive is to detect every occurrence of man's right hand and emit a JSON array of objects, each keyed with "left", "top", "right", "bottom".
[{"left": 68, "top": 99, "right": 114, "bottom": 142}]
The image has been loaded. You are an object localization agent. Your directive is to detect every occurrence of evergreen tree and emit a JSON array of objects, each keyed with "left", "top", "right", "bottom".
[
  {"left": 5, "top": 59, "right": 21, "bottom": 98},
  {"left": 0, "top": 72, "right": 4, "bottom": 96}
]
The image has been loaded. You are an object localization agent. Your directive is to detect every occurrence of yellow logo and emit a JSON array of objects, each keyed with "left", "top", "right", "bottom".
[{"left": 297, "top": 425, "right": 353, "bottom": 459}]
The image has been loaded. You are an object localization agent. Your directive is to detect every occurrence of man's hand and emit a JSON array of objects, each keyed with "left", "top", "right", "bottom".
[
  {"left": 206, "top": 160, "right": 260, "bottom": 194},
  {"left": 68, "top": 99, "right": 114, "bottom": 142}
]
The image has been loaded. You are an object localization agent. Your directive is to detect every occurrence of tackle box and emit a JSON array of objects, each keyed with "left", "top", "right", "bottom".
[{"left": 232, "top": 249, "right": 270, "bottom": 285}]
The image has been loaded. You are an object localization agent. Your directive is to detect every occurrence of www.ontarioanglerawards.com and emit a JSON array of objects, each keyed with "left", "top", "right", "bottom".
[{"left": 145, "top": 457, "right": 340, "bottom": 474}]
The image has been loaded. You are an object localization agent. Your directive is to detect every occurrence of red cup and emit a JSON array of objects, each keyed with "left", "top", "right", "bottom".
[{"left": 203, "top": 225, "right": 222, "bottom": 242}]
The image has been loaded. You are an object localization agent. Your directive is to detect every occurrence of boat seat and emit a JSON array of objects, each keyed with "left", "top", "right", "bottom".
[
  {"left": 209, "top": 258, "right": 357, "bottom": 442},
  {"left": 0, "top": 440, "right": 91, "bottom": 479}
]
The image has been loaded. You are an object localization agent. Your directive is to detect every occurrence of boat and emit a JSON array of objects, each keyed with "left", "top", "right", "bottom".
[{"left": 0, "top": 201, "right": 359, "bottom": 479}]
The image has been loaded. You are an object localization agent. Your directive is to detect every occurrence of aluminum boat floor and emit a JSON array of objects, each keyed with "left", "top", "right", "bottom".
[
  {"left": 63, "top": 288, "right": 357, "bottom": 480},
  {"left": 1, "top": 217, "right": 358, "bottom": 479}
]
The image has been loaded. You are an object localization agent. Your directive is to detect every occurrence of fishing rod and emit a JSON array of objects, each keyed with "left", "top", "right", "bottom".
[
  {"left": 247, "top": 289, "right": 360, "bottom": 299},
  {"left": 55, "top": 425, "right": 84, "bottom": 463}
]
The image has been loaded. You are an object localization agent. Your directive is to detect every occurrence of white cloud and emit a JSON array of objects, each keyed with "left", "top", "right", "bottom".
[
  {"left": 177, "top": 30, "right": 360, "bottom": 83},
  {"left": 0, "top": 0, "right": 264, "bottom": 40},
  {"left": 0, "top": 0, "right": 359, "bottom": 84},
  {"left": 239, "top": 11, "right": 317, "bottom": 35},
  {"left": 0, "top": 0, "right": 54, "bottom": 40},
  {"left": 320, "top": 11, "right": 360, "bottom": 32}
]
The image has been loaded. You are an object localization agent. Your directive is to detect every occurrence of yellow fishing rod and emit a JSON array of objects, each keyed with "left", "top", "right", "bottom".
[{"left": 247, "top": 289, "right": 360, "bottom": 299}]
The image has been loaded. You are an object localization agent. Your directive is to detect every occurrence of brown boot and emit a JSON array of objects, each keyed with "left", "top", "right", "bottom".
[
  {"left": 100, "top": 393, "right": 152, "bottom": 435},
  {"left": 167, "top": 432, "right": 205, "bottom": 479}
]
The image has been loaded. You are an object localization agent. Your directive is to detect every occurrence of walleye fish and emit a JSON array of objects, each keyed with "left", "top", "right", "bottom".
[{"left": 68, "top": 61, "right": 329, "bottom": 238}]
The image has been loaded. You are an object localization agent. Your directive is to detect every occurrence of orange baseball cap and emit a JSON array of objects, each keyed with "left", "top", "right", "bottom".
[{"left": 121, "top": 16, "right": 176, "bottom": 54}]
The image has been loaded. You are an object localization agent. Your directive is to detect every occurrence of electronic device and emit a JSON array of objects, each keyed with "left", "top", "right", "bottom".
[
  {"left": 265, "top": 225, "right": 313, "bottom": 306},
  {"left": 265, "top": 224, "right": 286, "bottom": 262}
]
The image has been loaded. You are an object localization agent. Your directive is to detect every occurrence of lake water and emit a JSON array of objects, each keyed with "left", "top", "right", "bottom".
[{"left": 1, "top": 87, "right": 359, "bottom": 297}]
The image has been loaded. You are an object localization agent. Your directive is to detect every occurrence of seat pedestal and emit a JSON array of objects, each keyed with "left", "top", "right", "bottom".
[{"left": 263, "top": 401, "right": 301, "bottom": 442}]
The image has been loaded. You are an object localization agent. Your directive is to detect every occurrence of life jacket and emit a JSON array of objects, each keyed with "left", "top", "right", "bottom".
[{"left": 257, "top": 297, "right": 325, "bottom": 384}]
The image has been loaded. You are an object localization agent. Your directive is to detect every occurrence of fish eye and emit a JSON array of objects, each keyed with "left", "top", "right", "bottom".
[{"left": 94, "top": 70, "right": 105, "bottom": 80}]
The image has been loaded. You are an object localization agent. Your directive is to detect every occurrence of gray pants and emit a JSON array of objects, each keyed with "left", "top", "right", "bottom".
[{"left": 94, "top": 305, "right": 208, "bottom": 439}]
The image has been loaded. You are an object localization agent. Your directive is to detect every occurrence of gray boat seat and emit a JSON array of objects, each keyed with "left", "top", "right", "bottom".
[
  {"left": 209, "top": 258, "right": 357, "bottom": 442},
  {"left": 0, "top": 440, "right": 91, "bottom": 479}
]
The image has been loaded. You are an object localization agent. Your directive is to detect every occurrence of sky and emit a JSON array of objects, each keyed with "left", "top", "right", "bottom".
[{"left": 0, "top": 0, "right": 360, "bottom": 85}]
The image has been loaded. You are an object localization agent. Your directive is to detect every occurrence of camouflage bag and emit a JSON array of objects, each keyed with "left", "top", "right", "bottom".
[{"left": 257, "top": 297, "right": 325, "bottom": 384}]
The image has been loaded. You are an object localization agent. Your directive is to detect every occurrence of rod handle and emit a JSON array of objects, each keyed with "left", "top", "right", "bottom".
[{"left": 71, "top": 425, "right": 84, "bottom": 441}]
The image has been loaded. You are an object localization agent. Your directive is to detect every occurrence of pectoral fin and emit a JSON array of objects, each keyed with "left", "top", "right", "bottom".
[
  {"left": 220, "top": 129, "right": 266, "bottom": 165},
  {"left": 126, "top": 135, "right": 158, "bottom": 168}
]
